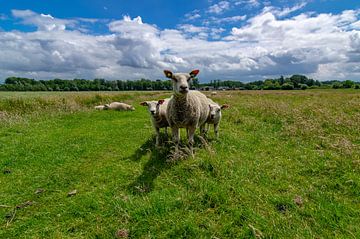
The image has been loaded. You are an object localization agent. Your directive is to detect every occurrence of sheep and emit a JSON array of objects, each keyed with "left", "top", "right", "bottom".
[
  {"left": 164, "top": 69, "right": 210, "bottom": 153},
  {"left": 104, "top": 102, "right": 135, "bottom": 111},
  {"left": 94, "top": 105, "right": 106, "bottom": 110},
  {"left": 211, "top": 91, "right": 217, "bottom": 96},
  {"left": 140, "top": 99, "right": 170, "bottom": 146},
  {"left": 205, "top": 99, "right": 229, "bottom": 138}
]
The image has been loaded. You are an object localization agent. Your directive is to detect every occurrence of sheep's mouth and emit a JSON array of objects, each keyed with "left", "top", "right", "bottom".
[{"left": 179, "top": 89, "right": 189, "bottom": 94}]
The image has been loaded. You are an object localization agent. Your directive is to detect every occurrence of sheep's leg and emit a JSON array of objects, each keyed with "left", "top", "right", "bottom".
[
  {"left": 155, "top": 127, "right": 160, "bottom": 146},
  {"left": 200, "top": 124, "right": 205, "bottom": 136},
  {"left": 187, "top": 126, "right": 196, "bottom": 157},
  {"left": 172, "top": 127, "right": 180, "bottom": 151},
  {"left": 214, "top": 123, "right": 219, "bottom": 139}
]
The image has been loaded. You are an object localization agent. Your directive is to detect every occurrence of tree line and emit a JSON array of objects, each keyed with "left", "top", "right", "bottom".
[{"left": 0, "top": 75, "right": 359, "bottom": 91}]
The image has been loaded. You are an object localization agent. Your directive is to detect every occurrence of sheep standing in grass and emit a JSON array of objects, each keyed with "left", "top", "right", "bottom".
[
  {"left": 205, "top": 99, "right": 229, "bottom": 138},
  {"left": 164, "top": 69, "right": 210, "bottom": 153},
  {"left": 104, "top": 102, "right": 135, "bottom": 111},
  {"left": 140, "top": 99, "right": 170, "bottom": 146}
]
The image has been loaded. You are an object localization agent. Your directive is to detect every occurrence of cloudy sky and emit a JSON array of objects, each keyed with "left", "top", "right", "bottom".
[{"left": 0, "top": 0, "right": 359, "bottom": 82}]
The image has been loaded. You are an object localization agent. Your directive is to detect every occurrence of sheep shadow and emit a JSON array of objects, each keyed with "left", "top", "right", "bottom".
[{"left": 127, "top": 132, "right": 211, "bottom": 195}]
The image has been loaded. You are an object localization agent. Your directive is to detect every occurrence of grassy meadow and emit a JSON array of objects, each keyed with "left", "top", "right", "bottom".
[{"left": 0, "top": 90, "right": 360, "bottom": 238}]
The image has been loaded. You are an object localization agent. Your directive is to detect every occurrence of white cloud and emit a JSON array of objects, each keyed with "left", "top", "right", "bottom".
[
  {"left": 204, "top": 15, "right": 247, "bottom": 25},
  {"left": 0, "top": 9, "right": 360, "bottom": 82},
  {"left": 235, "top": 0, "right": 261, "bottom": 8},
  {"left": 263, "top": 2, "right": 308, "bottom": 18},
  {"left": 207, "top": 1, "right": 231, "bottom": 14},
  {"left": 12, "top": 9, "right": 73, "bottom": 31},
  {"left": 184, "top": 10, "right": 201, "bottom": 21}
]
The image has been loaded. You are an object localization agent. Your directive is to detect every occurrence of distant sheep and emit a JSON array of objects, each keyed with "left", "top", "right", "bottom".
[
  {"left": 164, "top": 69, "right": 210, "bottom": 153},
  {"left": 104, "top": 102, "right": 135, "bottom": 111},
  {"left": 206, "top": 99, "right": 229, "bottom": 138},
  {"left": 211, "top": 91, "right": 217, "bottom": 96},
  {"left": 140, "top": 99, "right": 170, "bottom": 146},
  {"left": 94, "top": 105, "right": 106, "bottom": 110}
]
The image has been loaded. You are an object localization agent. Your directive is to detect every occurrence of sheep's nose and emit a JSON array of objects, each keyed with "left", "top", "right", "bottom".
[
  {"left": 151, "top": 111, "right": 155, "bottom": 115},
  {"left": 210, "top": 115, "right": 215, "bottom": 119},
  {"left": 180, "top": 85, "right": 188, "bottom": 90}
]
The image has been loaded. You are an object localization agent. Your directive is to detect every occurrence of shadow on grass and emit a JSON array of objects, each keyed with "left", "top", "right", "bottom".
[{"left": 127, "top": 133, "right": 212, "bottom": 194}]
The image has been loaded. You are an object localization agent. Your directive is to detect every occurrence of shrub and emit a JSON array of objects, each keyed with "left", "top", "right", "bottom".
[{"left": 281, "top": 83, "right": 294, "bottom": 90}]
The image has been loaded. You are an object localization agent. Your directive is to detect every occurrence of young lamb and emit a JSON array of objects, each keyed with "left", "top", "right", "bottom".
[
  {"left": 206, "top": 99, "right": 229, "bottom": 138},
  {"left": 164, "top": 69, "right": 210, "bottom": 153},
  {"left": 104, "top": 102, "right": 135, "bottom": 111},
  {"left": 140, "top": 99, "right": 170, "bottom": 146}
]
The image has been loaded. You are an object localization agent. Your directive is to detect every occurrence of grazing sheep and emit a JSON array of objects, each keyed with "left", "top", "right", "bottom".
[
  {"left": 140, "top": 99, "right": 170, "bottom": 146},
  {"left": 164, "top": 69, "right": 210, "bottom": 153},
  {"left": 104, "top": 102, "right": 135, "bottom": 111},
  {"left": 94, "top": 105, "right": 106, "bottom": 110},
  {"left": 206, "top": 99, "right": 229, "bottom": 138},
  {"left": 211, "top": 91, "right": 217, "bottom": 96}
]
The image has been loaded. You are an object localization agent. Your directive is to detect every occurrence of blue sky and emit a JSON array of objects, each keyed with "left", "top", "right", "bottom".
[{"left": 0, "top": 0, "right": 360, "bottom": 82}]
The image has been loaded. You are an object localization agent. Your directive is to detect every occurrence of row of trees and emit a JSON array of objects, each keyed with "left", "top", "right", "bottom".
[{"left": 0, "top": 75, "right": 359, "bottom": 91}]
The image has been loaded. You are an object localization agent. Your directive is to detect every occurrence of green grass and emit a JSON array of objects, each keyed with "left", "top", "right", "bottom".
[{"left": 1, "top": 90, "right": 360, "bottom": 238}]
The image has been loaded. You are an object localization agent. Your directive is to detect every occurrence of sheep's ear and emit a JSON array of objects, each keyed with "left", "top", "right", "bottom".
[
  {"left": 158, "top": 99, "right": 165, "bottom": 105},
  {"left": 221, "top": 104, "right": 229, "bottom": 109},
  {"left": 140, "top": 101, "right": 148, "bottom": 106},
  {"left": 164, "top": 70, "right": 173, "bottom": 79},
  {"left": 189, "top": 69, "right": 199, "bottom": 78}
]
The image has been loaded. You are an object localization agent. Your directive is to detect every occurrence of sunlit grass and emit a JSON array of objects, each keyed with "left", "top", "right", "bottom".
[{"left": 1, "top": 89, "right": 359, "bottom": 238}]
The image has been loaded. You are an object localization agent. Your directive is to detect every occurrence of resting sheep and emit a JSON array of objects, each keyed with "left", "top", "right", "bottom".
[
  {"left": 164, "top": 69, "right": 210, "bottom": 153},
  {"left": 205, "top": 99, "right": 229, "bottom": 138},
  {"left": 94, "top": 105, "right": 106, "bottom": 110},
  {"left": 140, "top": 99, "right": 170, "bottom": 146},
  {"left": 104, "top": 102, "right": 135, "bottom": 111}
]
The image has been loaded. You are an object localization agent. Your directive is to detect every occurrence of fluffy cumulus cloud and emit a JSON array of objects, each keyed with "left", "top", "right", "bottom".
[{"left": 0, "top": 7, "right": 360, "bottom": 82}]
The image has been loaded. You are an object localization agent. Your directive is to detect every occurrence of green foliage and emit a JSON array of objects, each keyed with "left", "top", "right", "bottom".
[
  {"left": 0, "top": 77, "right": 173, "bottom": 92},
  {"left": 0, "top": 76, "right": 359, "bottom": 91}
]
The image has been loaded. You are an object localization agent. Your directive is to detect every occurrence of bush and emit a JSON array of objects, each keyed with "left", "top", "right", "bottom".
[
  {"left": 299, "top": 84, "right": 308, "bottom": 90},
  {"left": 281, "top": 83, "right": 294, "bottom": 90},
  {"left": 332, "top": 83, "right": 342, "bottom": 89},
  {"left": 355, "top": 85, "right": 360, "bottom": 89}
]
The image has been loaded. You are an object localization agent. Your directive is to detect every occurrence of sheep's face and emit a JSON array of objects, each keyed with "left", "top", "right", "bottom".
[
  {"left": 140, "top": 100, "right": 164, "bottom": 116},
  {"left": 103, "top": 104, "right": 110, "bottom": 110},
  {"left": 164, "top": 70, "right": 199, "bottom": 94},
  {"left": 140, "top": 101, "right": 158, "bottom": 115},
  {"left": 209, "top": 104, "right": 221, "bottom": 120}
]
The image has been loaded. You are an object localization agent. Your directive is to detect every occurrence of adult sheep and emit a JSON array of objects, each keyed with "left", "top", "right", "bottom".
[{"left": 164, "top": 69, "right": 210, "bottom": 153}]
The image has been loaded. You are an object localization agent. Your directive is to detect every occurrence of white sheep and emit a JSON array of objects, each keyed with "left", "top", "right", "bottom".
[
  {"left": 140, "top": 99, "right": 170, "bottom": 146},
  {"left": 164, "top": 69, "right": 210, "bottom": 153},
  {"left": 94, "top": 105, "right": 106, "bottom": 110},
  {"left": 211, "top": 91, "right": 217, "bottom": 96},
  {"left": 104, "top": 102, "right": 135, "bottom": 111},
  {"left": 205, "top": 99, "right": 229, "bottom": 138}
]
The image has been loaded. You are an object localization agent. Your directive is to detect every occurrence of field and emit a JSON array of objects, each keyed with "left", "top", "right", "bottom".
[{"left": 1, "top": 90, "right": 360, "bottom": 238}]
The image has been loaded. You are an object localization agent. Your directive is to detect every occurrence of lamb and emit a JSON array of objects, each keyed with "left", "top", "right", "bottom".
[
  {"left": 140, "top": 99, "right": 170, "bottom": 146},
  {"left": 205, "top": 99, "right": 229, "bottom": 138},
  {"left": 164, "top": 69, "right": 210, "bottom": 153},
  {"left": 104, "top": 102, "right": 135, "bottom": 111}
]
